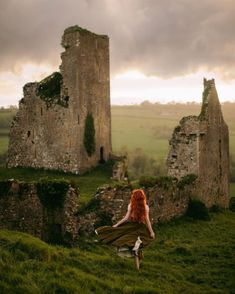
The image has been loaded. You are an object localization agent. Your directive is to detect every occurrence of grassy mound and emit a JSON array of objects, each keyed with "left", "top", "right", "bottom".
[
  {"left": 0, "top": 161, "right": 114, "bottom": 204},
  {"left": 0, "top": 212, "right": 234, "bottom": 293}
]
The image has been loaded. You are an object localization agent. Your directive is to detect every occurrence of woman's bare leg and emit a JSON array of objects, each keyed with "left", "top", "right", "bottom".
[{"left": 134, "top": 256, "right": 140, "bottom": 270}]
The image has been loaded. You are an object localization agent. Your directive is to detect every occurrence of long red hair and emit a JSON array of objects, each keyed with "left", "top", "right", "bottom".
[{"left": 130, "top": 189, "right": 147, "bottom": 223}]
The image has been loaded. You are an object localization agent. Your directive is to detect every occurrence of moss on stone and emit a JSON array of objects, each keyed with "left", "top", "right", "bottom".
[
  {"left": 77, "top": 194, "right": 113, "bottom": 227},
  {"left": 36, "top": 179, "right": 70, "bottom": 210},
  {"left": 139, "top": 176, "right": 177, "bottom": 189},
  {"left": 36, "top": 72, "right": 69, "bottom": 108},
  {"left": 177, "top": 174, "right": 197, "bottom": 190},
  {"left": 64, "top": 25, "right": 96, "bottom": 36},
  {"left": 63, "top": 25, "right": 107, "bottom": 39},
  {"left": 78, "top": 196, "right": 101, "bottom": 215},
  {"left": 199, "top": 86, "right": 210, "bottom": 120}
]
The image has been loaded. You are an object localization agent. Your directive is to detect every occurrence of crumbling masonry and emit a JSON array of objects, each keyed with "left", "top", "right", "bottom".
[
  {"left": 7, "top": 26, "right": 112, "bottom": 174},
  {"left": 167, "top": 79, "right": 229, "bottom": 208}
]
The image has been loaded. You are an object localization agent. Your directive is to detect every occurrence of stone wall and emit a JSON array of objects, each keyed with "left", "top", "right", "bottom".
[
  {"left": 78, "top": 182, "right": 191, "bottom": 235},
  {"left": 0, "top": 180, "right": 79, "bottom": 244},
  {"left": 0, "top": 177, "right": 202, "bottom": 240},
  {"left": 7, "top": 25, "right": 112, "bottom": 174},
  {"left": 111, "top": 155, "right": 128, "bottom": 181},
  {"left": 167, "top": 79, "right": 229, "bottom": 208}
]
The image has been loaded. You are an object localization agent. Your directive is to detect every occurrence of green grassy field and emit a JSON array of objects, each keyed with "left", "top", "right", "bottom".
[
  {"left": 0, "top": 162, "right": 115, "bottom": 204},
  {"left": 0, "top": 136, "right": 8, "bottom": 154},
  {"left": 111, "top": 103, "right": 235, "bottom": 160},
  {"left": 1, "top": 103, "right": 235, "bottom": 160},
  {"left": 0, "top": 211, "right": 234, "bottom": 293}
]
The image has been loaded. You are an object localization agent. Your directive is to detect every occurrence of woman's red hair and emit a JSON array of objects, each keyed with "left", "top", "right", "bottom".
[{"left": 130, "top": 189, "right": 147, "bottom": 223}]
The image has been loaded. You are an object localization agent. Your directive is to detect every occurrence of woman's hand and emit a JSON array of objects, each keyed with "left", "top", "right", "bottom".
[
  {"left": 150, "top": 231, "right": 155, "bottom": 239},
  {"left": 112, "top": 224, "right": 118, "bottom": 228}
]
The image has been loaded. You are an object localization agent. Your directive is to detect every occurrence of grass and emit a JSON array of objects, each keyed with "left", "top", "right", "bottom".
[
  {"left": 230, "top": 183, "right": 235, "bottom": 197},
  {"left": 0, "top": 162, "right": 115, "bottom": 204},
  {"left": 0, "top": 211, "right": 234, "bottom": 293},
  {"left": 0, "top": 135, "right": 8, "bottom": 154},
  {"left": 1, "top": 104, "right": 235, "bottom": 160},
  {"left": 0, "top": 105, "right": 235, "bottom": 293},
  {"left": 111, "top": 104, "right": 235, "bottom": 160}
]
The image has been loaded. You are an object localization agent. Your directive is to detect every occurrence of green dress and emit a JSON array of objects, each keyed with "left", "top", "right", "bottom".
[{"left": 95, "top": 221, "right": 153, "bottom": 258}]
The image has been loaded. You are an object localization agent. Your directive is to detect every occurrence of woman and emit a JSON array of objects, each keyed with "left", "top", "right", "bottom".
[{"left": 95, "top": 189, "right": 155, "bottom": 270}]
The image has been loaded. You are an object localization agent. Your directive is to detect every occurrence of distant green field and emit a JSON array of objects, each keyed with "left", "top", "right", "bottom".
[
  {"left": 0, "top": 127, "right": 9, "bottom": 135},
  {"left": 1, "top": 104, "right": 235, "bottom": 159},
  {"left": 111, "top": 104, "right": 235, "bottom": 160},
  {"left": 0, "top": 135, "right": 8, "bottom": 153}
]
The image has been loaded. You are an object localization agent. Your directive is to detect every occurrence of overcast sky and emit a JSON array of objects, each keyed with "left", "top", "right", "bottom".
[{"left": 0, "top": 0, "right": 235, "bottom": 106}]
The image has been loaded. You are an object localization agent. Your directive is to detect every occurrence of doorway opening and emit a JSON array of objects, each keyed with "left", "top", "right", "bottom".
[{"left": 99, "top": 146, "right": 105, "bottom": 163}]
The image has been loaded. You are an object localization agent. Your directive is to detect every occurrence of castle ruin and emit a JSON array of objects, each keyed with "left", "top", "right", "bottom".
[
  {"left": 167, "top": 78, "right": 229, "bottom": 208},
  {"left": 7, "top": 25, "right": 112, "bottom": 174}
]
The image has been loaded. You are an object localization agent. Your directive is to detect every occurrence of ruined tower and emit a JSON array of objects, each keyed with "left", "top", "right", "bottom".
[
  {"left": 7, "top": 25, "right": 112, "bottom": 174},
  {"left": 167, "top": 78, "right": 229, "bottom": 208}
]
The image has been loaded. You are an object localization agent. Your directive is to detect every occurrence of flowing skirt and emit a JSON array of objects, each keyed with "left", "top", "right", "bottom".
[{"left": 95, "top": 221, "right": 153, "bottom": 258}]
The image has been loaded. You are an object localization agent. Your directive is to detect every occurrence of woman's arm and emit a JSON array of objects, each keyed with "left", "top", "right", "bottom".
[
  {"left": 112, "top": 204, "right": 131, "bottom": 227},
  {"left": 145, "top": 205, "right": 155, "bottom": 239}
]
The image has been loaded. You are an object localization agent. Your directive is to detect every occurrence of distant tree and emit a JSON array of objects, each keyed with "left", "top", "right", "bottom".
[{"left": 140, "top": 100, "right": 152, "bottom": 106}]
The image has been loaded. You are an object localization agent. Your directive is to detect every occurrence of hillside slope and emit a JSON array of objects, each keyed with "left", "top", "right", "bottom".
[{"left": 0, "top": 212, "right": 235, "bottom": 293}]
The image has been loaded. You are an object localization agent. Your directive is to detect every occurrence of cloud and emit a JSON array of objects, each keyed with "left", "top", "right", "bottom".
[{"left": 1, "top": 0, "right": 235, "bottom": 79}]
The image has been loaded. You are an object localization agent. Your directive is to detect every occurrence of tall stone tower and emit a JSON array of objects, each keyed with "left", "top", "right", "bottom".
[
  {"left": 167, "top": 78, "right": 229, "bottom": 208},
  {"left": 7, "top": 25, "right": 112, "bottom": 174}
]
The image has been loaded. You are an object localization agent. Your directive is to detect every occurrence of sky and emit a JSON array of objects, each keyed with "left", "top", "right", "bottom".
[{"left": 0, "top": 0, "right": 235, "bottom": 106}]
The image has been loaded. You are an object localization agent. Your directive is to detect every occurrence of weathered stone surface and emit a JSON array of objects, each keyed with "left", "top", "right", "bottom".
[
  {"left": 0, "top": 180, "right": 79, "bottom": 244},
  {"left": 78, "top": 183, "right": 191, "bottom": 235},
  {"left": 111, "top": 155, "right": 128, "bottom": 181},
  {"left": 167, "top": 79, "right": 229, "bottom": 208},
  {"left": 0, "top": 178, "right": 196, "bottom": 239},
  {"left": 7, "top": 25, "right": 112, "bottom": 174}
]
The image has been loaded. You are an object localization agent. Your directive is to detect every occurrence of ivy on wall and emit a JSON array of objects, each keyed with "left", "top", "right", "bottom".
[
  {"left": 36, "top": 179, "right": 70, "bottom": 210},
  {"left": 83, "top": 112, "right": 96, "bottom": 156},
  {"left": 199, "top": 85, "right": 211, "bottom": 120}
]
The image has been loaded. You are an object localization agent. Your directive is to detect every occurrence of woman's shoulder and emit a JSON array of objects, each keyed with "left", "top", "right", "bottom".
[{"left": 145, "top": 204, "right": 149, "bottom": 211}]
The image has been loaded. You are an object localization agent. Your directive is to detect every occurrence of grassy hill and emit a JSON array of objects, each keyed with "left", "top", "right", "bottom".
[
  {"left": 0, "top": 105, "right": 235, "bottom": 292},
  {"left": 0, "top": 211, "right": 235, "bottom": 293}
]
